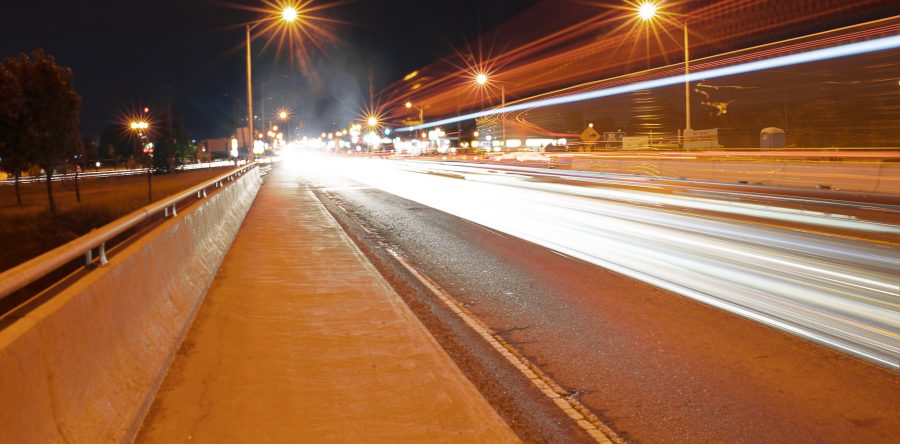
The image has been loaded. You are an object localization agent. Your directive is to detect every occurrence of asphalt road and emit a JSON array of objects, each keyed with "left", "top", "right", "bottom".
[{"left": 291, "top": 154, "right": 899, "bottom": 443}]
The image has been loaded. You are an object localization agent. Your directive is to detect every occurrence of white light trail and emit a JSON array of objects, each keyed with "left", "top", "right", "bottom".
[
  {"left": 290, "top": 154, "right": 900, "bottom": 369},
  {"left": 399, "top": 35, "right": 900, "bottom": 132}
]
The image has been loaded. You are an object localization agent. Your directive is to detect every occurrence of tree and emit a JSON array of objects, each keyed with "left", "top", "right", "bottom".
[
  {"left": 81, "top": 135, "right": 99, "bottom": 162},
  {"left": 70, "top": 136, "right": 96, "bottom": 203},
  {"left": 98, "top": 124, "right": 132, "bottom": 161},
  {"left": 0, "top": 60, "right": 30, "bottom": 205},
  {"left": 4, "top": 50, "right": 82, "bottom": 214}
]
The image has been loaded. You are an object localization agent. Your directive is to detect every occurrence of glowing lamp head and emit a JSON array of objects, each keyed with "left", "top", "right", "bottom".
[
  {"left": 367, "top": 116, "right": 378, "bottom": 127},
  {"left": 475, "top": 73, "right": 488, "bottom": 86},
  {"left": 637, "top": 2, "right": 658, "bottom": 21},
  {"left": 282, "top": 6, "right": 298, "bottom": 23},
  {"left": 405, "top": 101, "right": 412, "bottom": 109},
  {"left": 279, "top": 111, "right": 288, "bottom": 120}
]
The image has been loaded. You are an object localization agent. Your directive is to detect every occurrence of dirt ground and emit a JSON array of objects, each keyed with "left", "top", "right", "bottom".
[{"left": 0, "top": 167, "right": 233, "bottom": 272}]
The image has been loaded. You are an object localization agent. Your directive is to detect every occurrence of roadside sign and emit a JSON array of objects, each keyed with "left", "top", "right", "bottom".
[{"left": 580, "top": 127, "right": 601, "bottom": 142}]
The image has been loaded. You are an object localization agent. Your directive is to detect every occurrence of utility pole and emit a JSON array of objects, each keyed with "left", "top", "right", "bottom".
[
  {"left": 246, "top": 25, "right": 254, "bottom": 162},
  {"left": 684, "top": 22, "right": 691, "bottom": 132}
]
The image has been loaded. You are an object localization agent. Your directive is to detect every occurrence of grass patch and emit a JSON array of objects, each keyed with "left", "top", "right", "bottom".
[{"left": 0, "top": 167, "right": 234, "bottom": 272}]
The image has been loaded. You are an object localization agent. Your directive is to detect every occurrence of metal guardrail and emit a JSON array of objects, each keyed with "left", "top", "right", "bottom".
[
  {"left": 0, "top": 160, "right": 244, "bottom": 185},
  {"left": 0, "top": 162, "right": 258, "bottom": 302}
]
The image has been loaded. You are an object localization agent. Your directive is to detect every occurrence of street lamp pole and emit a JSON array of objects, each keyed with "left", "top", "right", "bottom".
[
  {"left": 405, "top": 101, "right": 424, "bottom": 124},
  {"left": 683, "top": 21, "right": 691, "bottom": 131},
  {"left": 130, "top": 120, "right": 151, "bottom": 203},
  {"left": 246, "top": 25, "right": 254, "bottom": 162},
  {"left": 637, "top": 2, "right": 691, "bottom": 136},
  {"left": 477, "top": 75, "right": 509, "bottom": 150},
  {"left": 501, "top": 84, "right": 506, "bottom": 148}
]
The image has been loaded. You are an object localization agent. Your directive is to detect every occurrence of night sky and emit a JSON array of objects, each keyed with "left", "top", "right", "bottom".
[{"left": 0, "top": 0, "right": 539, "bottom": 139}]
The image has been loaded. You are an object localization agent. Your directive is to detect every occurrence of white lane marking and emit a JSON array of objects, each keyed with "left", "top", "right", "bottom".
[
  {"left": 386, "top": 248, "right": 623, "bottom": 444},
  {"left": 321, "top": 186, "right": 374, "bottom": 191},
  {"left": 466, "top": 220, "right": 508, "bottom": 238},
  {"left": 551, "top": 250, "right": 577, "bottom": 260}
]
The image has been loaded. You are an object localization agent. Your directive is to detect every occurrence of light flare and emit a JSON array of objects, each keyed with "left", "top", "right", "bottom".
[
  {"left": 637, "top": 1, "right": 658, "bottom": 21},
  {"left": 223, "top": 0, "right": 349, "bottom": 69}
]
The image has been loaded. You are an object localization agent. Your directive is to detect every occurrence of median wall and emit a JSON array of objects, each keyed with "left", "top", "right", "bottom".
[
  {"left": 569, "top": 157, "right": 900, "bottom": 193},
  {"left": 0, "top": 167, "right": 262, "bottom": 443}
]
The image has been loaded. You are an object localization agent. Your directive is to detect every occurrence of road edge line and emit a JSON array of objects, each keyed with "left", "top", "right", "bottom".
[{"left": 385, "top": 248, "right": 624, "bottom": 444}]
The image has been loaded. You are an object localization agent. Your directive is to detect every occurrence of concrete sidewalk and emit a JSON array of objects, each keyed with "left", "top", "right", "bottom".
[{"left": 137, "top": 167, "right": 518, "bottom": 443}]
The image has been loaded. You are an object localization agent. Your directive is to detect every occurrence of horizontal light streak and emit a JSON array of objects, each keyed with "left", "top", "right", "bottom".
[
  {"left": 290, "top": 154, "right": 900, "bottom": 369},
  {"left": 398, "top": 35, "right": 900, "bottom": 132}
]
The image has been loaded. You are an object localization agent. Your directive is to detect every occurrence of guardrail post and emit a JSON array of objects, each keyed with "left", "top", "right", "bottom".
[
  {"left": 171, "top": 204, "right": 177, "bottom": 217},
  {"left": 99, "top": 242, "right": 108, "bottom": 266},
  {"left": 84, "top": 248, "right": 93, "bottom": 267}
]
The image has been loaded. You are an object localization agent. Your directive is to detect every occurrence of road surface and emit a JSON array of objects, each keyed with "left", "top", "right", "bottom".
[{"left": 289, "top": 153, "right": 899, "bottom": 443}]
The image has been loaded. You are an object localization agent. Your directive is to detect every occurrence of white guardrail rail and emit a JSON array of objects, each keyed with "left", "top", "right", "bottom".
[
  {"left": 0, "top": 162, "right": 259, "bottom": 302},
  {"left": 0, "top": 160, "right": 244, "bottom": 185}
]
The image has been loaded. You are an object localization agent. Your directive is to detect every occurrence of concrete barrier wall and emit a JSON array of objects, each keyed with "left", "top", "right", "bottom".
[
  {"left": 571, "top": 158, "right": 900, "bottom": 193},
  {"left": 0, "top": 168, "right": 262, "bottom": 443}
]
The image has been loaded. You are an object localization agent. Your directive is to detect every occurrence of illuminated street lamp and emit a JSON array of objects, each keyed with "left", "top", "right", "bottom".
[
  {"left": 636, "top": 1, "right": 692, "bottom": 132},
  {"left": 367, "top": 116, "right": 378, "bottom": 127},
  {"left": 128, "top": 119, "right": 153, "bottom": 203},
  {"left": 637, "top": 1, "right": 657, "bottom": 20},
  {"left": 282, "top": 6, "right": 298, "bottom": 22},
  {"left": 245, "top": 4, "right": 299, "bottom": 162},
  {"left": 279, "top": 110, "right": 289, "bottom": 120},
  {"left": 404, "top": 101, "right": 424, "bottom": 124},
  {"left": 130, "top": 121, "right": 149, "bottom": 131},
  {"left": 474, "top": 73, "right": 508, "bottom": 149}
]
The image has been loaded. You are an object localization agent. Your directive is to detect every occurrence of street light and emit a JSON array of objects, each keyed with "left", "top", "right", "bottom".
[
  {"left": 367, "top": 116, "right": 378, "bottom": 127},
  {"left": 635, "top": 1, "right": 692, "bottom": 132},
  {"left": 405, "top": 101, "right": 424, "bottom": 124},
  {"left": 128, "top": 119, "right": 153, "bottom": 203},
  {"left": 279, "top": 110, "right": 288, "bottom": 120},
  {"left": 282, "top": 6, "right": 298, "bottom": 22},
  {"left": 637, "top": 1, "right": 658, "bottom": 21},
  {"left": 130, "top": 121, "right": 149, "bottom": 130},
  {"left": 245, "top": 4, "right": 300, "bottom": 162},
  {"left": 474, "top": 73, "right": 508, "bottom": 149}
]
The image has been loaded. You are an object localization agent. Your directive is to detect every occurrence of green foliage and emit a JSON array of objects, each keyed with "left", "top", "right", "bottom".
[
  {"left": 173, "top": 140, "right": 197, "bottom": 167},
  {"left": 0, "top": 57, "right": 30, "bottom": 204},
  {"left": 81, "top": 136, "right": 98, "bottom": 162},
  {"left": 98, "top": 124, "right": 134, "bottom": 159},
  {"left": 0, "top": 50, "right": 81, "bottom": 214}
]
